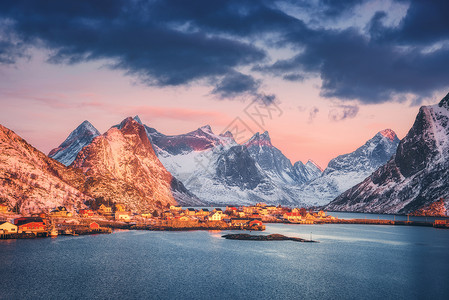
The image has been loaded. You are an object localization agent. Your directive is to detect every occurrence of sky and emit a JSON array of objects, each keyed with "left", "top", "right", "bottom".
[{"left": 0, "top": 0, "right": 448, "bottom": 168}]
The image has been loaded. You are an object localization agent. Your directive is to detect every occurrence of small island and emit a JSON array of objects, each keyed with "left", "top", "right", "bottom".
[{"left": 222, "top": 233, "right": 318, "bottom": 243}]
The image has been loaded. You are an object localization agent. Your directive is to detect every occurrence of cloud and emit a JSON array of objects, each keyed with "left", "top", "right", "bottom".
[
  {"left": 370, "top": 0, "right": 449, "bottom": 45},
  {"left": 0, "top": 0, "right": 267, "bottom": 96},
  {"left": 212, "top": 71, "right": 260, "bottom": 99},
  {"left": 328, "top": 105, "right": 359, "bottom": 121},
  {"left": 263, "top": 25, "right": 449, "bottom": 104},
  {"left": 1, "top": 0, "right": 449, "bottom": 105}
]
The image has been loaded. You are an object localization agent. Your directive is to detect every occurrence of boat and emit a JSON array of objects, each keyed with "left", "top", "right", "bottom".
[{"left": 49, "top": 227, "right": 58, "bottom": 237}]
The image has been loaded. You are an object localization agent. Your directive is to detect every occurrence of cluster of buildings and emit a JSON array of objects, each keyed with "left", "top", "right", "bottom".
[
  {"left": 0, "top": 201, "right": 338, "bottom": 237},
  {"left": 0, "top": 217, "right": 47, "bottom": 236}
]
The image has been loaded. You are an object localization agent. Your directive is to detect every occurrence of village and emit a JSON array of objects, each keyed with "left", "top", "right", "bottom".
[
  {"left": 2, "top": 201, "right": 449, "bottom": 239},
  {"left": 0, "top": 202, "right": 339, "bottom": 239}
]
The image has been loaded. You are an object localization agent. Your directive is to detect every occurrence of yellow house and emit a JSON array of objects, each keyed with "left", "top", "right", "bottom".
[
  {"left": 196, "top": 209, "right": 210, "bottom": 217},
  {"left": 185, "top": 208, "right": 196, "bottom": 216},
  {"left": 170, "top": 205, "right": 182, "bottom": 212},
  {"left": 318, "top": 210, "right": 326, "bottom": 218},
  {"left": 115, "top": 212, "right": 131, "bottom": 222},
  {"left": 283, "top": 213, "right": 302, "bottom": 222},
  {"left": 0, "top": 221, "right": 17, "bottom": 234},
  {"left": 208, "top": 212, "right": 223, "bottom": 221},
  {"left": 141, "top": 212, "right": 153, "bottom": 218},
  {"left": 98, "top": 204, "right": 113, "bottom": 215},
  {"left": 49, "top": 206, "right": 73, "bottom": 217}
]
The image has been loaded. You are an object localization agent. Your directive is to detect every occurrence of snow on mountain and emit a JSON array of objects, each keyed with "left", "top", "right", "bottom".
[
  {"left": 297, "top": 129, "right": 400, "bottom": 206},
  {"left": 326, "top": 93, "right": 449, "bottom": 214},
  {"left": 0, "top": 124, "right": 90, "bottom": 214},
  {"left": 49, "top": 120, "right": 100, "bottom": 166},
  {"left": 145, "top": 124, "right": 320, "bottom": 206},
  {"left": 293, "top": 160, "right": 322, "bottom": 185},
  {"left": 244, "top": 131, "right": 298, "bottom": 184},
  {"left": 71, "top": 117, "right": 202, "bottom": 212}
]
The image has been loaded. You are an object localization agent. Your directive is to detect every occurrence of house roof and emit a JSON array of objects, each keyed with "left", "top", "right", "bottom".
[
  {"left": 0, "top": 221, "right": 15, "bottom": 226},
  {"left": 15, "top": 217, "right": 44, "bottom": 226},
  {"left": 19, "top": 221, "right": 44, "bottom": 227}
]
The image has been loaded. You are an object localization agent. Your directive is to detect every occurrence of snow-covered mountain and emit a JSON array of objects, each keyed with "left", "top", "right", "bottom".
[
  {"left": 244, "top": 131, "right": 315, "bottom": 184},
  {"left": 293, "top": 160, "right": 323, "bottom": 184},
  {"left": 326, "top": 94, "right": 449, "bottom": 214},
  {"left": 71, "top": 117, "right": 202, "bottom": 212},
  {"left": 297, "top": 129, "right": 400, "bottom": 206},
  {"left": 0, "top": 124, "right": 90, "bottom": 214},
  {"left": 49, "top": 120, "right": 100, "bottom": 166},
  {"left": 146, "top": 124, "right": 320, "bottom": 206}
]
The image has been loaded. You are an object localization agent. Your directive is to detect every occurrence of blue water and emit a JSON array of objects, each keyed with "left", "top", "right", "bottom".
[
  {"left": 328, "top": 211, "right": 449, "bottom": 222},
  {"left": 1, "top": 223, "right": 449, "bottom": 300}
]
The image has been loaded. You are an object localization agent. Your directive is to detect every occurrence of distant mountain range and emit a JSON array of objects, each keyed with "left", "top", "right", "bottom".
[
  {"left": 3, "top": 94, "right": 448, "bottom": 214},
  {"left": 43, "top": 115, "right": 402, "bottom": 208},
  {"left": 326, "top": 93, "right": 449, "bottom": 214},
  {"left": 144, "top": 121, "right": 321, "bottom": 206}
]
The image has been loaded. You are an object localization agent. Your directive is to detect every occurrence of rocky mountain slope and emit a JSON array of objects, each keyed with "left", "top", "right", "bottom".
[
  {"left": 49, "top": 120, "right": 100, "bottom": 166},
  {"left": 0, "top": 124, "right": 89, "bottom": 214},
  {"left": 326, "top": 94, "right": 449, "bottom": 213},
  {"left": 298, "top": 129, "right": 400, "bottom": 206},
  {"left": 71, "top": 117, "right": 201, "bottom": 212}
]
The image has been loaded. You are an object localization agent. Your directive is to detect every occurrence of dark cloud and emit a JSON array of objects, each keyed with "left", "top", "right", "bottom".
[
  {"left": 261, "top": 1, "right": 449, "bottom": 104},
  {"left": 0, "top": 0, "right": 448, "bottom": 105},
  {"left": 371, "top": 0, "right": 449, "bottom": 45},
  {"left": 0, "top": 0, "right": 267, "bottom": 93},
  {"left": 328, "top": 105, "right": 359, "bottom": 121},
  {"left": 318, "top": 0, "right": 365, "bottom": 17},
  {"left": 212, "top": 71, "right": 260, "bottom": 99}
]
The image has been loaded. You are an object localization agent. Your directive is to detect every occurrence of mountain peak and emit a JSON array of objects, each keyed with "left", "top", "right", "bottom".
[
  {"left": 48, "top": 120, "right": 100, "bottom": 166},
  {"left": 246, "top": 131, "right": 272, "bottom": 146},
  {"left": 77, "top": 120, "right": 98, "bottom": 133},
  {"left": 306, "top": 159, "right": 323, "bottom": 172},
  {"left": 117, "top": 117, "right": 139, "bottom": 130},
  {"left": 438, "top": 92, "right": 449, "bottom": 109},
  {"left": 378, "top": 129, "right": 398, "bottom": 142},
  {"left": 260, "top": 131, "right": 271, "bottom": 141},
  {"left": 133, "top": 115, "right": 143, "bottom": 125},
  {"left": 199, "top": 125, "right": 213, "bottom": 134}
]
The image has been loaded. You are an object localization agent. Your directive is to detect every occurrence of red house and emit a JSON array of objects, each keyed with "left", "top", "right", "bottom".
[
  {"left": 89, "top": 222, "right": 100, "bottom": 230},
  {"left": 19, "top": 222, "right": 46, "bottom": 233},
  {"left": 249, "top": 220, "right": 263, "bottom": 227},
  {"left": 79, "top": 209, "right": 94, "bottom": 217}
]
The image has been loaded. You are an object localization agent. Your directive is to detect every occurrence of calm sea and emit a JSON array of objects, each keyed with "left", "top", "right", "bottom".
[{"left": 1, "top": 214, "right": 449, "bottom": 299}]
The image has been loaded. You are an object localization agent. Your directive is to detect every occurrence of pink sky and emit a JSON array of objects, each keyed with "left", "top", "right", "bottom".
[{"left": 0, "top": 50, "right": 444, "bottom": 168}]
